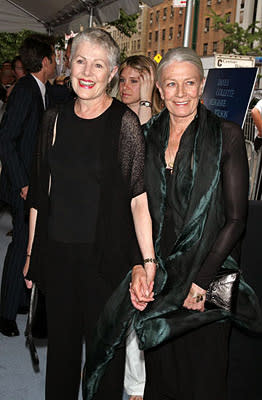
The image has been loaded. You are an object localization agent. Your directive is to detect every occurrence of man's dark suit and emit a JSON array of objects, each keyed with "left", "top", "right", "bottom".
[{"left": 0, "top": 74, "right": 45, "bottom": 320}]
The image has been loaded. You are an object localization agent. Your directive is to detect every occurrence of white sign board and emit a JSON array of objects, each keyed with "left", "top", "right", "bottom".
[
  {"left": 173, "top": 0, "right": 187, "bottom": 7},
  {"left": 215, "top": 54, "right": 255, "bottom": 68}
]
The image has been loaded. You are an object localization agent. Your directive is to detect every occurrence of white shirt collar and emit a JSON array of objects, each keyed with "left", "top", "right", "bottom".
[{"left": 31, "top": 74, "right": 46, "bottom": 109}]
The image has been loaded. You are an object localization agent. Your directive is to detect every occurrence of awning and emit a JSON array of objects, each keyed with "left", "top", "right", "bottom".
[{"left": 0, "top": 0, "right": 163, "bottom": 33}]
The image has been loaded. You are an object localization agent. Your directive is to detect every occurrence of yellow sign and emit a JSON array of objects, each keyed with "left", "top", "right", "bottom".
[{"left": 154, "top": 54, "right": 162, "bottom": 64}]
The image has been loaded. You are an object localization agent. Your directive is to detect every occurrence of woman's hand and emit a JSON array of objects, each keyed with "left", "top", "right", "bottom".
[
  {"left": 23, "top": 255, "right": 33, "bottom": 289},
  {"left": 183, "top": 282, "right": 206, "bottom": 312},
  {"left": 139, "top": 67, "right": 155, "bottom": 103},
  {"left": 130, "top": 265, "right": 155, "bottom": 311}
]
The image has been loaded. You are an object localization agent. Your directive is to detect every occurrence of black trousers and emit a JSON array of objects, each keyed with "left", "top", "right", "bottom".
[
  {"left": 144, "top": 321, "right": 231, "bottom": 400},
  {"left": 45, "top": 240, "right": 125, "bottom": 400},
  {"left": 0, "top": 196, "right": 28, "bottom": 319}
]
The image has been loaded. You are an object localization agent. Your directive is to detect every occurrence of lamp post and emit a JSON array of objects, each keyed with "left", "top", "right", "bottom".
[{"left": 183, "top": 0, "right": 194, "bottom": 47}]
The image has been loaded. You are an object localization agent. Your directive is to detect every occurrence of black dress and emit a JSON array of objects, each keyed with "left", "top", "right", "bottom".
[
  {"left": 144, "top": 117, "right": 248, "bottom": 400},
  {"left": 27, "top": 98, "right": 145, "bottom": 400}
]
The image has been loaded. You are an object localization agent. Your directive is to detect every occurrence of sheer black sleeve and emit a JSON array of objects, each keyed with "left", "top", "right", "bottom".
[
  {"left": 195, "top": 121, "right": 249, "bottom": 289},
  {"left": 119, "top": 108, "right": 145, "bottom": 198}
]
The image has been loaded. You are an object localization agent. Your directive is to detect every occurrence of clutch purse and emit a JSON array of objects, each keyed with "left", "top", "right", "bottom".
[{"left": 205, "top": 268, "right": 240, "bottom": 312}]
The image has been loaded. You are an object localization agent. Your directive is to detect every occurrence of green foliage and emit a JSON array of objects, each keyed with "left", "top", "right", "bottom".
[
  {"left": 209, "top": 9, "right": 262, "bottom": 56},
  {"left": 0, "top": 30, "right": 35, "bottom": 66},
  {"left": 109, "top": 9, "right": 138, "bottom": 38}
]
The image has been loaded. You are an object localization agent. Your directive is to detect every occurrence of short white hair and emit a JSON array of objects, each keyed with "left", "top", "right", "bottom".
[
  {"left": 157, "top": 47, "right": 204, "bottom": 82},
  {"left": 71, "top": 28, "right": 120, "bottom": 71}
]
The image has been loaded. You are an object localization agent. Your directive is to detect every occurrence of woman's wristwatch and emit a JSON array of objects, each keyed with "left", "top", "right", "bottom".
[{"left": 140, "top": 100, "right": 152, "bottom": 108}]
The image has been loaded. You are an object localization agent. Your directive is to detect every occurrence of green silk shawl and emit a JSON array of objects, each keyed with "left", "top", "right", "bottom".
[{"left": 82, "top": 104, "right": 262, "bottom": 399}]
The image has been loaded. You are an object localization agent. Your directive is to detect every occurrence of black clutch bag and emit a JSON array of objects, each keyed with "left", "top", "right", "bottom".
[{"left": 205, "top": 268, "right": 240, "bottom": 312}]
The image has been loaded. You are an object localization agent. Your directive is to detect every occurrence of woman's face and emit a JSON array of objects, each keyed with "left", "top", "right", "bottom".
[
  {"left": 157, "top": 61, "right": 204, "bottom": 121},
  {"left": 71, "top": 41, "right": 117, "bottom": 101},
  {"left": 119, "top": 66, "right": 141, "bottom": 106}
]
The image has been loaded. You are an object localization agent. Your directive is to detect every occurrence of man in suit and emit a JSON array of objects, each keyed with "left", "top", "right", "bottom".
[{"left": 0, "top": 34, "right": 56, "bottom": 336}]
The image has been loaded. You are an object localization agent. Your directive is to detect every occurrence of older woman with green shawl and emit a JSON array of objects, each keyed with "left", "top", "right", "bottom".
[{"left": 82, "top": 48, "right": 262, "bottom": 400}]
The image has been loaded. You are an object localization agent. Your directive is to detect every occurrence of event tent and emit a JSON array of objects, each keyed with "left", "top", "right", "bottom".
[{"left": 0, "top": 0, "right": 163, "bottom": 33}]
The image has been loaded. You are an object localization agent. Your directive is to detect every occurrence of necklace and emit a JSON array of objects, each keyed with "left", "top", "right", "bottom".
[{"left": 166, "top": 146, "right": 176, "bottom": 172}]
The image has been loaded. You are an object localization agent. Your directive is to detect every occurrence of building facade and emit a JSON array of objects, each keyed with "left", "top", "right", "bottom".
[{"left": 235, "top": 0, "right": 262, "bottom": 29}]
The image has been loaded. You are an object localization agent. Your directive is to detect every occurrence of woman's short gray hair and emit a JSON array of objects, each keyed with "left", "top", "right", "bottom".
[
  {"left": 157, "top": 47, "right": 204, "bottom": 82},
  {"left": 70, "top": 28, "right": 120, "bottom": 71}
]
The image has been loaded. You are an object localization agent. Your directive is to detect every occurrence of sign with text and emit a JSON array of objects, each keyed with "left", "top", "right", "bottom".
[
  {"left": 215, "top": 54, "right": 255, "bottom": 68},
  {"left": 202, "top": 68, "right": 258, "bottom": 128},
  {"left": 173, "top": 0, "right": 187, "bottom": 7}
]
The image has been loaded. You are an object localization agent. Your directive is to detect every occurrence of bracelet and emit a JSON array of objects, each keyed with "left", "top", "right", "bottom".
[
  {"left": 26, "top": 254, "right": 31, "bottom": 257},
  {"left": 140, "top": 100, "right": 152, "bottom": 108},
  {"left": 144, "top": 257, "right": 158, "bottom": 266}
]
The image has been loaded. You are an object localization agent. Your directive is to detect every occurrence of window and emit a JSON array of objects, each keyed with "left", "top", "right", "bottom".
[
  {"left": 149, "top": 32, "right": 152, "bottom": 42},
  {"left": 169, "top": 27, "right": 173, "bottom": 40},
  {"left": 163, "top": 8, "right": 167, "bottom": 20},
  {"left": 150, "top": 13, "right": 153, "bottom": 24},
  {"left": 161, "top": 49, "right": 165, "bottom": 57},
  {"left": 203, "top": 43, "right": 208, "bottom": 56},
  {"left": 205, "top": 18, "right": 210, "bottom": 32},
  {"left": 148, "top": 51, "right": 151, "bottom": 57},
  {"left": 154, "top": 50, "right": 157, "bottom": 57},
  {"left": 137, "top": 39, "right": 141, "bottom": 50},
  {"left": 156, "top": 10, "right": 160, "bottom": 22},
  {"left": 155, "top": 30, "right": 159, "bottom": 42},
  {"left": 226, "top": 12, "right": 231, "bottom": 23},
  {"left": 178, "top": 25, "right": 182, "bottom": 38},
  {"left": 207, "top": 0, "right": 212, "bottom": 6},
  {"left": 162, "top": 29, "right": 166, "bottom": 41},
  {"left": 241, "top": 0, "right": 245, "bottom": 8},
  {"left": 213, "top": 41, "right": 218, "bottom": 52},
  {"left": 239, "top": 11, "right": 244, "bottom": 24},
  {"left": 170, "top": 5, "right": 174, "bottom": 19},
  {"left": 138, "top": 22, "right": 142, "bottom": 30},
  {"left": 179, "top": 8, "right": 183, "bottom": 15}
]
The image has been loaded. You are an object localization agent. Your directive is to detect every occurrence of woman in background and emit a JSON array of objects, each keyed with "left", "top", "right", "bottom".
[{"left": 119, "top": 55, "right": 162, "bottom": 125}]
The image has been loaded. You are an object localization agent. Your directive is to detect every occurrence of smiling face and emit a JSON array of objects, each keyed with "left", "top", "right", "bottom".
[
  {"left": 71, "top": 41, "right": 117, "bottom": 102},
  {"left": 119, "top": 66, "right": 141, "bottom": 107},
  {"left": 157, "top": 61, "right": 204, "bottom": 122}
]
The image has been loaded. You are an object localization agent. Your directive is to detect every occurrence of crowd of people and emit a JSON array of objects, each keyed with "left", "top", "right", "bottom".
[{"left": 0, "top": 28, "right": 262, "bottom": 400}]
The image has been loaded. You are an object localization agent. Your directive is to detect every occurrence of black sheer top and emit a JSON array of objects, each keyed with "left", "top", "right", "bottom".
[{"left": 161, "top": 119, "right": 248, "bottom": 289}]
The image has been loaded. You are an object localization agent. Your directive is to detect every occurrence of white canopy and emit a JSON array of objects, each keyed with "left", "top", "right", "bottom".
[{"left": 0, "top": 0, "right": 163, "bottom": 34}]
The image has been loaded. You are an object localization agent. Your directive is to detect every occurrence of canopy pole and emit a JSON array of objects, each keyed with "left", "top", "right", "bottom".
[
  {"left": 89, "top": 7, "right": 93, "bottom": 28},
  {"left": 183, "top": 0, "right": 194, "bottom": 47},
  {"left": 6, "top": 0, "right": 46, "bottom": 26}
]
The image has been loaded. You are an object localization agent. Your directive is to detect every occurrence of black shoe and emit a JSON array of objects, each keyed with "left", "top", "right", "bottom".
[{"left": 0, "top": 317, "right": 20, "bottom": 337}]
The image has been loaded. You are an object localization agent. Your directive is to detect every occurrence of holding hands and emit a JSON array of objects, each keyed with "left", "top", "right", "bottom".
[{"left": 130, "top": 262, "right": 157, "bottom": 311}]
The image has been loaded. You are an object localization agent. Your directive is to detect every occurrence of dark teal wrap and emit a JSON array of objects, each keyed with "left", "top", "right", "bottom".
[{"left": 83, "top": 104, "right": 262, "bottom": 399}]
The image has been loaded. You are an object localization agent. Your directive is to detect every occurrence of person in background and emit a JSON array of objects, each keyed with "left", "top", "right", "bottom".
[
  {"left": 118, "top": 55, "right": 162, "bottom": 400},
  {"left": 6, "top": 56, "right": 26, "bottom": 98},
  {"left": 119, "top": 55, "right": 162, "bottom": 125},
  {"left": 251, "top": 98, "right": 262, "bottom": 152},
  {"left": 0, "top": 34, "right": 56, "bottom": 337},
  {"left": 23, "top": 29, "right": 154, "bottom": 400}
]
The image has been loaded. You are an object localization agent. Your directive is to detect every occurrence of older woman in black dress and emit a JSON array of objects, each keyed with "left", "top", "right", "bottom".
[{"left": 23, "top": 29, "right": 155, "bottom": 400}]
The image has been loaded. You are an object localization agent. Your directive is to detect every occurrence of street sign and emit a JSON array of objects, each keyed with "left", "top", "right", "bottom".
[
  {"left": 173, "top": 0, "right": 187, "bottom": 7},
  {"left": 215, "top": 53, "right": 255, "bottom": 68},
  {"left": 154, "top": 54, "right": 162, "bottom": 63}
]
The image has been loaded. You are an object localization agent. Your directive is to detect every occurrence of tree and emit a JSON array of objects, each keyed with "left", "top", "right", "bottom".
[
  {"left": 0, "top": 30, "right": 35, "bottom": 66},
  {"left": 209, "top": 9, "right": 262, "bottom": 56},
  {"left": 109, "top": 9, "right": 138, "bottom": 38}
]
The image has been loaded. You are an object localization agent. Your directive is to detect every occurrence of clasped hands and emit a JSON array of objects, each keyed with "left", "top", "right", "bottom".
[{"left": 130, "top": 265, "right": 206, "bottom": 312}]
